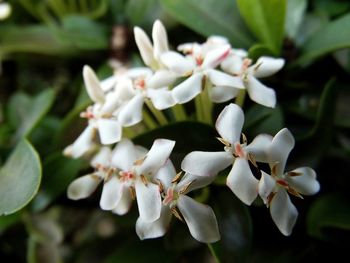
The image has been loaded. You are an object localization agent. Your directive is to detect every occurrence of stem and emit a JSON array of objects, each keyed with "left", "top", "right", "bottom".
[
  {"left": 145, "top": 99, "right": 168, "bottom": 125},
  {"left": 207, "top": 243, "right": 221, "bottom": 263},
  {"left": 195, "top": 95, "right": 204, "bottom": 122},
  {"left": 122, "top": 127, "right": 137, "bottom": 139},
  {"left": 201, "top": 79, "right": 213, "bottom": 124},
  {"left": 172, "top": 104, "right": 187, "bottom": 121},
  {"left": 235, "top": 89, "right": 246, "bottom": 108},
  {"left": 142, "top": 110, "right": 157, "bottom": 129}
]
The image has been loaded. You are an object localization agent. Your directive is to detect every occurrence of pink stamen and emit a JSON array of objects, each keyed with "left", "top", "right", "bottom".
[
  {"left": 163, "top": 188, "right": 174, "bottom": 205},
  {"left": 277, "top": 179, "right": 289, "bottom": 188},
  {"left": 234, "top": 142, "right": 245, "bottom": 158},
  {"left": 195, "top": 56, "right": 203, "bottom": 66},
  {"left": 239, "top": 58, "right": 252, "bottom": 76},
  {"left": 135, "top": 78, "right": 146, "bottom": 90},
  {"left": 119, "top": 171, "right": 134, "bottom": 182}
]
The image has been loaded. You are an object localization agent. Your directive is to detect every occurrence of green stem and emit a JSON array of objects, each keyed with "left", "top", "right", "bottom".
[
  {"left": 195, "top": 95, "right": 204, "bottom": 122},
  {"left": 235, "top": 89, "right": 246, "bottom": 108},
  {"left": 207, "top": 243, "right": 221, "bottom": 263},
  {"left": 122, "top": 127, "right": 137, "bottom": 139},
  {"left": 172, "top": 104, "right": 187, "bottom": 121},
  {"left": 145, "top": 100, "right": 168, "bottom": 125},
  {"left": 142, "top": 110, "right": 157, "bottom": 129},
  {"left": 201, "top": 80, "right": 213, "bottom": 124}
]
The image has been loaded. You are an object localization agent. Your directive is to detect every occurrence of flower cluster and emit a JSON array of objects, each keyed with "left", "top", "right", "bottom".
[{"left": 65, "top": 20, "right": 320, "bottom": 242}]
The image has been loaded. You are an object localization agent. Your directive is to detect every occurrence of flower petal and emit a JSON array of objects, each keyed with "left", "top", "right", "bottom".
[
  {"left": 176, "top": 173, "right": 216, "bottom": 194},
  {"left": 270, "top": 188, "right": 298, "bottom": 236},
  {"left": 111, "top": 139, "right": 138, "bottom": 171},
  {"left": 137, "top": 139, "right": 175, "bottom": 176},
  {"left": 160, "top": 51, "right": 195, "bottom": 75},
  {"left": 147, "top": 88, "right": 176, "bottom": 110},
  {"left": 100, "top": 75, "right": 117, "bottom": 92},
  {"left": 253, "top": 57, "right": 285, "bottom": 78},
  {"left": 202, "top": 45, "right": 230, "bottom": 69},
  {"left": 246, "top": 76, "right": 276, "bottom": 108},
  {"left": 127, "top": 67, "right": 153, "bottom": 79},
  {"left": 117, "top": 94, "right": 144, "bottom": 127},
  {"left": 83, "top": 65, "right": 105, "bottom": 104},
  {"left": 221, "top": 54, "right": 244, "bottom": 75},
  {"left": 134, "top": 26, "right": 154, "bottom": 66},
  {"left": 215, "top": 103, "right": 244, "bottom": 145},
  {"left": 0, "top": 2, "right": 11, "bottom": 20},
  {"left": 154, "top": 160, "right": 176, "bottom": 190},
  {"left": 100, "top": 176, "right": 122, "bottom": 210},
  {"left": 269, "top": 128, "right": 295, "bottom": 176},
  {"left": 67, "top": 174, "right": 102, "bottom": 200},
  {"left": 136, "top": 205, "right": 172, "bottom": 240},
  {"left": 177, "top": 195, "right": 220, "bottom": 243},
  {"left": 210, "top": 85, "right": 240, "bottom": 103},
  {"left": 152, "top": 20, "right": 169, "bottom": 60},
  {"left": 69, "top": 125, "right": 95, "bottom": 158},
  {"left": 286, "top": 167, "right": 320, "bottom": 195},
  {"left": 181, "top": 151, "right": 232, "bottom": 176},
  {"left": 226, "top": 158, "right": 259, "bottom": 205},
  {"left": 172, "top": 73, "right": 203, "bottom": 104},
  {"left": 91, "top": 147, "right": 112, "bottom": 168},
  {"left": 97, "top": 118, "right": 122, "bottom": 145},
  {"left": 245, "top": 134, "right": 273, "bottom": 163},
  {"left": 112, "top": 184, "right": 133, "bottom": 215},
  {"left": 258, "top": 171, "right": 276, "bottom": 204},
  {"left": 147, "top": 70, "right": 177, "bottom": 89},
  {"left": 206, "top": 69, "right": 244, "bottom": 88},
  {"left": 135, "top": 180, "right": 162, "bottom": 222}
]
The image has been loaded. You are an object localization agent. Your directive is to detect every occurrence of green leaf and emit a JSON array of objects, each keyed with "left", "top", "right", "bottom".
[
  {"left": 299, "top": 13, "right": 350, "bottom": 64},
  {"left": 285, "top": 0, "right": 307, "bottom": 39},
  {"left": 160, "top": 0, "right": 254, "bottom": 48},
  {"left": 0, "top": 212, "right": 21, "bottom": 233},
  {"left": 307, "top": 194, "right": 350, "bottom": 241},
  {"left": 237, "top": 0, "right": 286, "bottom": 54},
  {"left": 31, "top": 153, "right": 84, "bottom": 211},
  {"left": 125, "top": 0, "right": 161, "bottom": 26},
  {"left": 248, "top": 43, "right": 275, "bottom": 60},
  {"left": 7, "top": 89, "right": 55, "bottom": 140},
  {"left": 0, "top": 140, "right": 42, "bottom": 215}
]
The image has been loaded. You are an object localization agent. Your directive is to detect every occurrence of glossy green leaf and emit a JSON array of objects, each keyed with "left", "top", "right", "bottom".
[
  {"left": 307, "top": 194, "right": 350, "bottom": 241},
  {"left": 7, "top": 89, "right": 55, "bottom": 140},
  {"left": 0, "top": 140, "right": 42, "bottom": 215},
  {"left": 160, "top": 0, "right": 254, "bottom": 48},
  {"left": 299, "top": 13, "right": 350, "bottom": 64},
  {"left": 248, "top": 43, "right": 275, "bottom": 60},
  {"left": 237, "top": 0, "right": 286, "bottom": 54},
  {"left": 125, "top": 0, "right": 162, "bottom": 27},
  {"left": 285, "top": 0, "right": 307, "bottom": 39},
  {"left": 0, "top": 212, "right": 21, "bottom": 233}
]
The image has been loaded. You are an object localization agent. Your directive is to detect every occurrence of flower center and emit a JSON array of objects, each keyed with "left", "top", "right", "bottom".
[
  {"left": 80, "top": 106, "right": 95, "bottom": 120},
  {"left": 163, "top": 187, "right": 178, "bottom": 207},
  {"left": 195, "top": 56, "right": 203, "bottom": 66},
  {"left": 234, "top": 142, "right": 246, "bottom": 158},
  {"left": 134, "top": 78, "right": 146, "bottom": 90},
  {"left": 119, "top": 171, "right": 135, "bottom": 183}
]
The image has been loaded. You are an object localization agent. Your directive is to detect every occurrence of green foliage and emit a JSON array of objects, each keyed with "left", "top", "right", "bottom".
[{"left": 0, "top": 140, "right": 41, "bottom": 215}]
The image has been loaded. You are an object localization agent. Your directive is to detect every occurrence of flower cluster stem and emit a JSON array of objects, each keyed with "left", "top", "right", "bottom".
[
  {"left": 235, "top": 89, "right": 246, "bottom": 107},
  {"left": 172, "top": 104, "right": 187, "bottom": 121},
  {"left": 142, "top": 110, "right": 157, "bottom": 129},
  {"left": 195, "top": 95, "right": 204, "bottom": 122},
  {"left": 145, "top": 99, "right": 169, "bottom": 126},
  {"left": 207, "top": 243, "right": 221, "bottom": 263},
  {"left": 201, "top": 79, "right": 213, "bottom": 124}
]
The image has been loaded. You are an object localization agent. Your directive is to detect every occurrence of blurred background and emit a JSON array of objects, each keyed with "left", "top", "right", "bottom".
[{"left": 0, "top": 0, "right": 350, "bottom": 262}]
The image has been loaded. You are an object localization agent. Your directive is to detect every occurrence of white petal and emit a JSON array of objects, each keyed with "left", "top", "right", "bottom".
[
  {"left": 172, "top": 73, "right": 203, "bottom": 104},
  {"left": 83, "top": 65, "right": 105, "bottom": 104},
  {"left": 69, "top": 125, "right": 95, "bottom": 158},
  {"left": 160, "top": 51, "right": 195, "bottom": 75},
  {"left": 114, "top": 76, "right": 135, "bottom": 102},
  {"left": 134, "top": 27, "right": 154, "bottom": 66},
  {"left": 111, "top": 139, "right": 138, "bottom": 171},
  {"left": 117, "top": 94, "right": 144, "bottom": 127},
  {"left": 215, "top": 103, "right": 244, "bottom": 145},
  {"left": 135, "top": 180, "right": 162, "bottom": 222},
  {"left": 136, "top": 205, "right": 172, "bottom": 240},
  {"left": 286, "top": 167, "right": 320, "bottom": 195},
  {"left": 202, "top": 45, "right": 230, "bottom": 69},
  {"left": 152, "top": 20, "right": 169, "bottom": 59},
  {"left": 97, "top": 119, "right": 122, "bottom": 145},
  {"left": 100, "top": 176, "right": 122, "bottom": 210},
  {"left": 245, "top": 134, "right": 273, "bottom": 163},
  {"left": 253, "top": 57, "right": 285, "bottom": 78},
  {"left": 226, "top": 158, "right": 259, "bottom": 205},
  {"left": 91, "top": 147, "right": 112, "bottom": 168},
  {"left": 177, "top": 195, "right": 220, "bottom": 243},
  {"left": 100, "top": 91, "right": 121, "bottom": 114},
  {"left": 206, "top": 69, "right": 244, "bottom": 88},
  {"left": 154, "top": 160, "right": 176, "bottom": 190},
  {"left": 270, "top": 188, "right": 298, "bottom": 236},
  {"left": 0, "top": 3, "right": 11, "bottom": 20},
  {"left": 269, "top": 128, "right": 295, "bottom": 176},
  {"left": 100, "top": 75, "right": 117, "bottom": 92},
  {"left": 207, "top": 35, "right": 229, "bottom": 45},
  {"left": 67, "top": 174, "right": 102, "bottom": 200},
  {"left": 221, "top": 54, "right": 244, "bottom": 75},
  {"left": 246, "top": 76, "right": 276, "bottom": 108},
  {"left": 258, "top": 171, "right": 276, "bottom": 204},
  {"left": 112, "top": 184, "right": 133, "bottom": 215},
  {"left": 147, "top": 70, "right": 177, "bottom": 89},
  {"left": 137, "top": 139, "right": 175, "bottom": 176},
  {"left": 147, "top": 88, "right": 176, "bottom": 110},
  {"left": 127, "top": 67, "right": 153, "bottom": 79},
  {"left": 176, "top": 173, "right": 216, "bottom": 194},
  {"left": 181, "top": 151, "right": 232, "bottom": 176},
  {"left": 210, "top": 86, "right": 239, "bottom": 103}
]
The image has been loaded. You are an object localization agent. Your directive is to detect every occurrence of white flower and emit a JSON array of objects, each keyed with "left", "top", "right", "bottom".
[
  {"left": 0, "top": 1, "right": 11, "bottom": 20},
  {"left": 109, "top": 138, "right": 175, "bottom": 222},
  {"left": 181, "top": 103, "right": 272, "bottom": 205},
  {"left": 221, "top": 54, "right": 285, "bottom": 108},
  {"left": 64, "top": 66, "right": 123, "bottom": 158},
  {"left": 134, "top": 20, "right": 169, "bottom": 69},
  {"left": 161, "top": 43, "right": 244, "bottom": 104},
  {"left": 136, "top": 161, "right": 220, "bottom": 243},
  {"left": 258, "top": 128, "right": 320, "bottom": 235}
]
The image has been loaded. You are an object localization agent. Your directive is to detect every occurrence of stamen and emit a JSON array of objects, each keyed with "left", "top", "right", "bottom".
[
  {"left": 179, "top": 180, "right": 196, "bottom": 194},
  {"left": 171, "top": 207, "right": 184, "bottom": 222},
  {"left": 171, "top": 172, "right": 183, "bottom": 184},
  {"left": 163, "top": 188, "right": 174, "bottom": 206},
  {"left": 234, "top": 142, "right": 245, "bottom": 158},
  {"left": 129, "top": 186, "right": 136, "bottom": 200}
]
